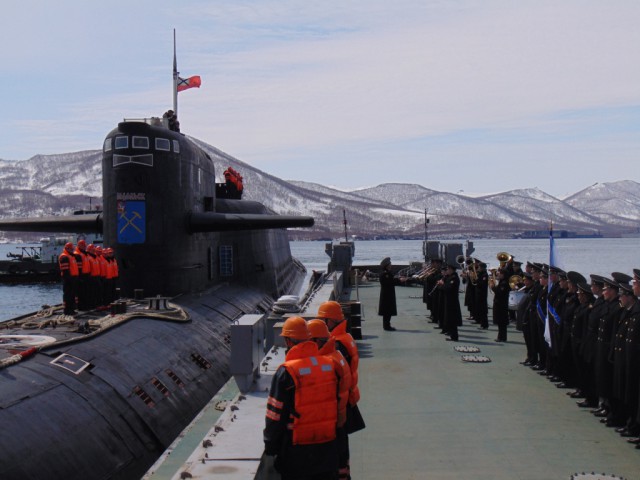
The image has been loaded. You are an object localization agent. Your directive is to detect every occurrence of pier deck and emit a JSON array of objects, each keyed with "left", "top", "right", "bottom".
[{"left": 349, "top": 282, "right": 640, "bottom": 480}]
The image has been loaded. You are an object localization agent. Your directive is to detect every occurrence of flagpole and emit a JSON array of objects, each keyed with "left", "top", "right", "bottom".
[
  {"left": 544, "top": 218, "right": 554, "bottom": 347},
  {"left": 173, "top": 29, "right": 178, "bottom": 118}
]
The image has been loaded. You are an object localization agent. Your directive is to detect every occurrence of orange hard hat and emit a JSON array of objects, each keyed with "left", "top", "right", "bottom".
[
  {"left": 307, "top": 319, "right": 330, "bottom": 339},
  {"left": 317, "top": 301, "right": 344, "bottom": 322},
  {"left": 77, "top": 239, "right": 86, "bottom": 249},
  {"left": 280, "top": 316, "right": 310, "bottom": 340},
  {"left": 87, "top": 244, "right": 95, "bottom": 253},
  {"left": 95, "top": 246, "right": 103, "bottom": 254},
  {"left": 64, "top": 242, "right": 73, "bottom": 251}
]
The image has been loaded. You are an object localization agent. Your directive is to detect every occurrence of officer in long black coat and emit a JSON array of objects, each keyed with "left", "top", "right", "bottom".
[
  {"left": 525, "top": 266, "right": 543, "bottom": 368},
  {"left": 423, "top": 259, "right": 442, "bottom": 322},
  {"left": 474, "top": 262, "right": 489, "bottom": 329},
  {"left": 628, "top": 269, "right": 640, "bottom": 445},
  {"left": 518, "top": 273, "right": 535, "bottom": 364},
  {"left": 378, "top": 257, "right": 397, "bottom": 331},
  {"left": 607, "top": 273, "right": 633, "bottom": 429},
  {"left": 440, "top": 263, "right": 462, "bottom": 341},
  {"left": 556, "top": 273, "right": 580, "bottom": 386},
  {"left": 462, "top": 258, "right": 476, "bottom": 321},
  {"left": 594, "top": 277, "right": 622, "bottom": 424},
  {"left": 577, "top": 275, "right": 607, "bottom": 409},
  {"left": 534, "top": 266, "right": 549, "bottom": 371},
  {"left": 569, "top": 282, "right": 594, "bottom": 400},
  {"left": 491, "top": 268, "right": 510, "bottom": 342}
]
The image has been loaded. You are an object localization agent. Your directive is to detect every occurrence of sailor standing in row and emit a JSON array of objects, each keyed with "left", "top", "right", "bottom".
[
  {"left": 594, "top": 276, "right": 623, "bottom": 425},
  {"left": 491, "top": 268, "right": 510, "bottom": 342},
  {"left": 423, "top": 258, "right": 443, "bottom": 323},
  {"left": 264, "top": 317, "right": 340, "bottom": 479},
  {"left": 317, "top": 300, "right": 366, "bottom": 479},
  {"left": 86, "top": 244, "right": 101, "bottom": 309},
  {"left": 474, "top": 262, "right": 490, "bottom": 330},
  {"left": 308, "top": 319, "right": 352, "bottom": 480},
  {"left": 58, "top": 242, "right": 79, "bottom": 316},
  {"left": 74, "top": 239, "right": 91, "bottom": 311},
  {"left": 576, "top": 274, "right": 608, "bottom": 409},
  {"left": 440, "top": 263, "right": 462, "bottom": 342}
]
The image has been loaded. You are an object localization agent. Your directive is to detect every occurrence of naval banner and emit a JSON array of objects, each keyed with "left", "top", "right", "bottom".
[{"left": 117, "top": 200, "right": 146, "bottom": 244}]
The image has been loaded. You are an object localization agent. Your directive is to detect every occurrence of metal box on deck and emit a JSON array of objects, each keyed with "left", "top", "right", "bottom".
[{"left": 230, "top": 314, "right": 266, "bottom": 393}]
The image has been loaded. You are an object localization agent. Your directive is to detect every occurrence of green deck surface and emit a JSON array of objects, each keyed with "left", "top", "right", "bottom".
[{"left": 349, "top": 282, "right": 640, "bottom": 480}]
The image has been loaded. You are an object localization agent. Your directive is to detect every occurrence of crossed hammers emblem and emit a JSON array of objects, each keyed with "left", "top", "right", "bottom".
[{"left": 119, "top": 211, "right": 143, "bottom": 235}]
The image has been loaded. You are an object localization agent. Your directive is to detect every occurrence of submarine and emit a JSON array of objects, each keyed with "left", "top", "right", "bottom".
[{"left": 0, "top": 113, "right": 314, "bottom": 479}]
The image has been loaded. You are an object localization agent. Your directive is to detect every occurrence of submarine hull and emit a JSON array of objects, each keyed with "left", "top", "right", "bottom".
[{"left": 0, "top": 261, "right": 304, "bottom": 480}]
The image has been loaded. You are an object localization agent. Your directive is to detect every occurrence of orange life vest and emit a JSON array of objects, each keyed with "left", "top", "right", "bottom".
[
  {"left": 105, "top": 258, "right": 115, "bottom": 280},
  {"left": 74, "top": 248, "right": 91, "bottom": 275},
  {"left": 97, "top": 255, "right": 108, "bottom": 278},
  {"left": 58, "top": 250, "right": 79, "bottom": 277},
  {"left": 330, "top": 321, "right": 360, "bottom": 405},
  {"left": 282, "top": 341, "right": 338, "bottom": 446},
  {"left": 88, "top": 254, "right": 100, "bottom": 277},
  {"left": 319, "top": 337, "right": 351, "bottom": 428}
]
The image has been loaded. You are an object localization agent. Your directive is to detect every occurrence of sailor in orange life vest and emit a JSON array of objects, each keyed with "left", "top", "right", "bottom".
[
  {"left": 264, "top": 316, "right": 340, "bottom": 480},
  {"left": 317, "top": 301, "right": 366, "bottom": 480},
  {"left": 308, "top": 319, "right": 352, "bottom": 480},
  {"left": 58, "top": 242, "right": 79, "bottom": 315},
  {"left": 94, "top": 246, "right": 108, "bottom": 307},
  {"left": 74, "top": 239, "right": 91, "bottom": 311},
  {"left": 86, "top": 244, "right": 101, "bottom": 309}
]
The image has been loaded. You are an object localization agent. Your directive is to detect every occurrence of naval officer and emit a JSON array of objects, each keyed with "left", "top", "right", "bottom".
[{"left": 378, "top": 257, "right": 397, "bottom": 331}]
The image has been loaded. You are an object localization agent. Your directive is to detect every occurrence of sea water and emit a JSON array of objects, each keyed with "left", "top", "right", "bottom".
[{"left": 1, "top": 238, "right": 638, "bottom": 321}]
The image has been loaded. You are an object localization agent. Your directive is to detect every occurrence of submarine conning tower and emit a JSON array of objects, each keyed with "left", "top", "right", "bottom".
[
  {"left": 103, "top": 119, "right": 215, "bottom": 297},
  {"left": 102, "top": 118, "right": 314, "bottom": 300}
]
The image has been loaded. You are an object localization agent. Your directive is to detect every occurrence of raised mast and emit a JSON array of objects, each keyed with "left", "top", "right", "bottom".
[{"left": 172, "top": 29, "right": 178, "bottom": 117}]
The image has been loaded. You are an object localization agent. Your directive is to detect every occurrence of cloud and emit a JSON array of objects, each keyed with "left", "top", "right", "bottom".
[{"left": 1, "top": 0, "right": 640, "bottom": 196}]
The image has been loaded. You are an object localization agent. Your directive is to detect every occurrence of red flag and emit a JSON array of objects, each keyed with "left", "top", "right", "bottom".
[{"left": 177, "top": 75, "right": 201, "bottom": 92}]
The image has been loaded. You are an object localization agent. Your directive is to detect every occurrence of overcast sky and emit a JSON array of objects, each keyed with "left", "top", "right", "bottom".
[{"left": 1, "top": 0, "right": 639, "bottom": 197}]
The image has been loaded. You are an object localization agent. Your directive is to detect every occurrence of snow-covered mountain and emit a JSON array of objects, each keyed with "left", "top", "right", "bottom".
[
  {"left": 1, "top": 140, "right": 639, "bottom": 239},
  {"left": 564, "top": 181, "right": 640, "bottom": 227}
]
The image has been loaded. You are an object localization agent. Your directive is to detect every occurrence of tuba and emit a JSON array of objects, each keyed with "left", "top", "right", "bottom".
[
  {"left": 508, "top": 275, "right": 524, "bottom": 290},
  {"left": 496, "top": 251, "right": 512, "bottom": 268}
]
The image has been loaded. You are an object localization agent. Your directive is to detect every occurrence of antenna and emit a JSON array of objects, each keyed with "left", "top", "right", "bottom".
[
  {"left": 423, "top": 209, "right": 429, "bottom": 261},
  {"left": 343, "top": 209, "right": 348, "bottom": 242},
  {"left": 172, "top": 29, "right": 178, "bottom": 117}
]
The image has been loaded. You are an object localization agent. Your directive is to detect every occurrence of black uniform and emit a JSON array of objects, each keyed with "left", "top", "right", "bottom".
[
  {"left": 492, "top": 277, "right": 510, "bottom": 342},
  {"left": 580, "top": 295, "right": 607, "bottom": 405},
  {"left": 474, "top": 269, "right": 489, "bottom": 329},
  {"left": 423, "top": 266, "right": 442, "bottom": 322},
  {"left": 570, "top": 298, "right": 593, "bottom": 398},
  {"left": 442, "top": 270, "right": 462, "bottom": 341},
  {"left": 623, "top": 301, "right": 640, "bottom": 431},
  {"left": 557, "top": 291, "right": 579, "bottom": 384},
  {"left": 378, "top": 269, "right": 397, "bottom": 330},
  {"left": 525, "top": 282, "right": 542, "bottom": 365},
  {"left": 594, "top": 297, "right": 622, "bottom": 407}
]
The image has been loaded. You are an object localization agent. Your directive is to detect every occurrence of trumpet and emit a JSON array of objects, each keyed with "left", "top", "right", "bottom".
[
  {"left": 415, "top": 264, "right": 438, "bottom": 280},
  {"left": 488, "top": 268, "right": 499, "bottom": 288},
  {"left": 468, "top": 257, "right": 478, "bottom": 285}
]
